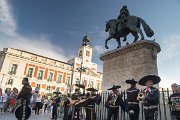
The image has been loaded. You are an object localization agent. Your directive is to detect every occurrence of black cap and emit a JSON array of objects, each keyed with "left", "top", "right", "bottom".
[{"left": 23, "top": 77, "right": 29, "bottom": 82}]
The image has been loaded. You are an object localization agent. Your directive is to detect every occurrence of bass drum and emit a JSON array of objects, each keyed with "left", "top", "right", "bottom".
[{"left": 15, "top": 102, "right": 31, "bottom": 120}]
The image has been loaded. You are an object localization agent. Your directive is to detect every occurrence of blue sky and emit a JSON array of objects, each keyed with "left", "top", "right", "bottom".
[{"left": 0, "top": 0, "right": 180, "bottom": 88}]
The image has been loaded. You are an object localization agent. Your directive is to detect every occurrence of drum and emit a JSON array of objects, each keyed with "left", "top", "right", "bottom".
[{"left": 15, "top": 99, "right": 31, "bottom": 120}]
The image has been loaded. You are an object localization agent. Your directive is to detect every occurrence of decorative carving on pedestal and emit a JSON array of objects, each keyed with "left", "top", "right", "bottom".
[{"left": 100, "top": 40, "right": 161, "bottom": 91}]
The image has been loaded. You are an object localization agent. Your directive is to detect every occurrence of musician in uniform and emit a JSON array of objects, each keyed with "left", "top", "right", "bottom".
[
  {"left": 85, "top": 87, "right": 101, "bottom": 120},
  {"left": 168, "top": 83, "right": 180, "bottom": 120},
  {"left": 105, "top": 85, "right": 126, "bottom": 120},
  {"left": 16, "top": 77, "right": 32, "bottom": 120},
  {"left": 63, "top": 93, "right": 72, "bottom": 120},
  {"left": 138, "top": 75, "right": 161, "bottom": 120},
  {"left": 51, "top": 92, "right": 61, "bottom": 120},
  {"left": 125, "top": 79, "right": 140, "bottom": 120},
  {"left": 71, "top": 88, "right": 81, "bottom": 120}
]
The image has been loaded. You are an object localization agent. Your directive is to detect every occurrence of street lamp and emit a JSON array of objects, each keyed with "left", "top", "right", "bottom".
[{"left": 77, "top": 61, "right": 86, "bottom": 84}]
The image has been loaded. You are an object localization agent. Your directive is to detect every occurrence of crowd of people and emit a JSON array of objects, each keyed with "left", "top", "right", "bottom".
[
  {"left": 0, "top": 87, "right": 18, "bottom": 113},
  {"left": 0, "top": 75, "right": 180, "bottom": 120}
]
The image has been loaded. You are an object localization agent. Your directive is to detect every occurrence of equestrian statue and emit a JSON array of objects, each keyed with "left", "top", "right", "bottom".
[{"left": 105, "top": 5, "right": 154, "bottom": 49}]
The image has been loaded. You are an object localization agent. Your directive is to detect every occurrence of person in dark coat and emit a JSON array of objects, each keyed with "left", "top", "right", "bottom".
[
  {"left": 106, "top": 85, "right": 125, "bottom": 120},
  {"left": 17, "top": 78, "right": 32, "bottom": 104},
  {"left": 126, "top": 79, "right": 140, "bottom": 120},
  {"left": 16, "top": 77, "right": 32, "bottom": 120},
  {"left": 51, "top": 92, "right": 61, "bottom": 120},
  {"left": 63, "top": 93, "right": 72, "bottom": 120},
  {"left": 85, "top": 87, "right": 101, "bottom": 120},
  {"left": 71, "top": 88, "right": 81, "bottom": 120},
  {"left": 138, "top": 75, "right": 161, "bottom": 120}
]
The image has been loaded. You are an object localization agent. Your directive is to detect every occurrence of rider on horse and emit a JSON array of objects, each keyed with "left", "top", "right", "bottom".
[{"left": 116, "top": 5, "right": 130, "bottom": 41}]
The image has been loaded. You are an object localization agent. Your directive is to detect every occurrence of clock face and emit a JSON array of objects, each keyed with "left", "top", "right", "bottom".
[{"left": 86, "top": 51, "right": 90, "bottom": 57}]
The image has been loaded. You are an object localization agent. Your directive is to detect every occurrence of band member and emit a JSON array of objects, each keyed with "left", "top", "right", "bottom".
[
  {"left": 168, "top": 83, "right": 180, "bottom": 120},
  {"left": 16, "top": 77, "right": 32, "bottom": 120},
  {"left": 138, "top": 75, "right": 161, "bottom": 120},
  {"left": 63, "top": 93, "right": 72, "bottom": 120},
  {"left": 126, "top": 79, "right": 140, "bottom": 120},
  {"left": 51, "top": 92, "right": 61, "bottom": 120},
  {"left": 106, "top": 85, "right": 125, "bottom": 120},
  {"left": 85, "top": 87, "right": 101, "bottom": 120},
  {"left": 71, "top": 88, "right": 81, "bottom": 120}
]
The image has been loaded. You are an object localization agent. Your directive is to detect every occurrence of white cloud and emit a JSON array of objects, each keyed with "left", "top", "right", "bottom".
[
  {"left": 99, "top": 30, "right": 108, "bottom": 39},
  {"left": 0, "top": 0, "right": 72, "bottom": 62},
  {"left": 158, "top": 34, "right": 180, "bottom": 64},
  {"left": 159, "top": 75, "right": 179, "bottom": 89},
  {"left": 93, "top": 45, "right": 107, "bottom": 54},
  {"left": 158, "top": 34, "right": 180, "bottom": 88},
  {"left": 0, "top": 0, "right": 16, "bottom": 36}
]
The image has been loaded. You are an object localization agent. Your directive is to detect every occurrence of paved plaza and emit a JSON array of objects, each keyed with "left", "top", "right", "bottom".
[{"left": 0, "top": 112, "right": 64, "bottom": 120}]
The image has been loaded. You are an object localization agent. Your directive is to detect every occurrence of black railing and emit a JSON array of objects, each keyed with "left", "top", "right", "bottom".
[{"left": 74, "top": 88, "right": 172, "bottom": 120}]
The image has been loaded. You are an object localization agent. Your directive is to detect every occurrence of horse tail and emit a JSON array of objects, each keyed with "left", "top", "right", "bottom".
[{"left": 138, "top": 17, "right": 154, "bottom": 37}]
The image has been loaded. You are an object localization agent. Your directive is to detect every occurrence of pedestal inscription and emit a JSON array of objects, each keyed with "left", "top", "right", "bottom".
[{"left": 100, "top": 40, "right": 161, "bottom": 91}]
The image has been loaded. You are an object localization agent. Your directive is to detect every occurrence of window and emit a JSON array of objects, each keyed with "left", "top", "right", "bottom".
[
  {"left": 66, "top": 76, "right": 71, "bottom": 85},
  {"left": 37, "top": 70, "right": 43, "bottom": 80},
  {"left": 47, "top": 72, "right": 53, "bottom": 82},
  {"left": 79, "top": 50, "right": 82, "bottom": 57},
  {"left": 37, "top": 84, "right": 41, "bottom": 90},
  {"left": 47, "top": 86, "right": 51, "bottom": 90},
  {"left": 7, "top": 78, "right": 13, "bottom": 85},
  {"left": 27, "top": 68, "right": 33, "bottom": 78},
  {"left": 56, "top": 75, "right": 62, "bottom": 84},
  {"left": 5, "top": 88, "right": 11, "bottom": 92},
  {"left": 9, "top": 64, "right": 17, "bottom": 75},
  {"left": 88, "top": 81, "right": 93, "bottom": 87},
  {"left": 76, "top": 78, "right": 80, "bottom": 84},
  {"left": 56, "top": 87, "right": 60, "bottom": 92},
  {"left": 97, "top": 83, "right": 100, "bottom": 90}
]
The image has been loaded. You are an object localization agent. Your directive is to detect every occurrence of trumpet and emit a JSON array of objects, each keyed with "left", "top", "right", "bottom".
[
  {"left": 137, "top": 92, "right": 145, "bottom": 101},
  {"left": 109, "top": 93, "right": 118, "bottom": 105}
]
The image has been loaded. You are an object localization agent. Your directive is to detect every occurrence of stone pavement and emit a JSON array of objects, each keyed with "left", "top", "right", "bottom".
[{"left": 0, "top": 112, "right": 63, "bottom": 120}]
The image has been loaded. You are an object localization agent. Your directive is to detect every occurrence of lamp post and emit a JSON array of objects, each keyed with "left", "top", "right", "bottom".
[{"left": 77, "top": 61, "right": 86, "bottom": 84}]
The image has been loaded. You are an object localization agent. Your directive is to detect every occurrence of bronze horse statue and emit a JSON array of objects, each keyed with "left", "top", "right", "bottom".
[{"left": 105, "top": 15, "right": 154, "bottom": 49}]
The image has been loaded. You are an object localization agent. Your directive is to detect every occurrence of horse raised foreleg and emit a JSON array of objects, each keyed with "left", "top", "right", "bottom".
[
  {"left": 116, "top": 38, "right": 121, "bottom": 48},
  {"left": 105, "top": 35, "right": 113, "bottom": 49}
]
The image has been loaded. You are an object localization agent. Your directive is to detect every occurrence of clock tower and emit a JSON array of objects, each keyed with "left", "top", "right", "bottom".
[{"left": 78, "top": 35, "right": 93, "bottom": 64}]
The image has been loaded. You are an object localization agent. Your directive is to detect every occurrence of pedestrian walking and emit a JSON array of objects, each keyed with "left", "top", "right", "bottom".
[{"left": 35, "top": 94, "right": 41, "bottom": 115}]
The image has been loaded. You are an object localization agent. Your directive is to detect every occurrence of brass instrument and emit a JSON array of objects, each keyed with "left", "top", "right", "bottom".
[
  {"left": 137, "top": 92, "right": 145, "bottom": 101},
  {"left": 109, "top": 93, "right": 118, "bottom": 105}
]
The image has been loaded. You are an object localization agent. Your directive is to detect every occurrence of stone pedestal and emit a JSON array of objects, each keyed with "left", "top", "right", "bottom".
[{"left": 100, "top": 40, "right": 161, "bottom": 91}]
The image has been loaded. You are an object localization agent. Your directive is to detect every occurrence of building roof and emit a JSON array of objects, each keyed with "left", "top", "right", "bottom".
[{"left": 2, "top": 48, "right": 71, "bottom": 66}]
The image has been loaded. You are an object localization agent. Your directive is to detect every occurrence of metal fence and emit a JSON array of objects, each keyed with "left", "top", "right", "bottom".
[{"left": 75, "top": 88, "right": 173, "bottom": 120}]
